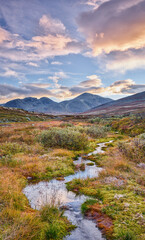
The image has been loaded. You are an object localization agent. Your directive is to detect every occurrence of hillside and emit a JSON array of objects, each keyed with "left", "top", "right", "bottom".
[
  {"left": 0, "top": 106, "right": 54, "bottom": 123},
  {"left": 3, "top": 93, "right": 112, "bottom": 114},
  {"left": 84, "top": 91, "right": 145, "bottom": 116}
]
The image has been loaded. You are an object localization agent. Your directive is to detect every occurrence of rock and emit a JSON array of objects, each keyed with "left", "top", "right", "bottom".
[
  {"left": 124, "top": 203, "right": 130, "bottom": 207},
  {"left": 26, "top": 117, "right": 31, "bottom": 121},
  {"left": 59, "top": 205, "right": 69, "bottom": 210},
  {"left": 137, "top": 163, "right": 145, "bottom": 169},
  {"left": 56, "top": 177, "right": 65, "bottom": 181},
  {"left": 114, "top": 194, "right": 125, "bottom": 200},
  {"left": 39, "top": 154, "right": 48, "bottom": 159},
  {"left": 104, "top": 177, "right": 124, "bottom": 187},
  {"left": 27, "top": 176, "right": 32, "bottom": 180}
]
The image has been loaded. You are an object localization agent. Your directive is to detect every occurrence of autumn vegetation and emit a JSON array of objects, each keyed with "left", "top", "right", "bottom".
[{"left": 0, "top": 112, "right": 145, "bottom": 240}]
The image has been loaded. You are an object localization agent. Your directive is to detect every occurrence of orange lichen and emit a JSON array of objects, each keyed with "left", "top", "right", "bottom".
[{"left": 86, "top": 203, "right": 113, "bottom": 239}]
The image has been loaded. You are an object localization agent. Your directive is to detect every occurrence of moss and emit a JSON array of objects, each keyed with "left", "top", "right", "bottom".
[
  {"left": 68, "top": 176, "right": 145, "bottom": 238},
  {"left": 81, "top": 199, "right": 98, "bottom": 214},
  {"left": 86, "top": 162, "right": 94, "bottom": 166}
]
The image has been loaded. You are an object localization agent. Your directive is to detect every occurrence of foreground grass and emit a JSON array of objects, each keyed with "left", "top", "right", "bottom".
[{"left": 0, "top": 167, "right": 75, "bottom": 239}]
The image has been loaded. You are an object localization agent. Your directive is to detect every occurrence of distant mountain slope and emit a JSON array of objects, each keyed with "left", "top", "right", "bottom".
[
  {"left": 3, "top": 93, "right": 113, "bottom": 114},
  {"left": 59, "top": 93, "right": 112, "bottom": 113},
  {"left": 4, "top": 97, "right": 62, "bottom": 113},
  {"left": 84, "top": 91, "right": 145, "bottom": 116}
]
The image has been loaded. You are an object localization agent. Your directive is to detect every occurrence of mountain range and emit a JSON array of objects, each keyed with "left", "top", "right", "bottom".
[
  {"left": 2, "top": 91, "right": 145, "bottom": 115},
  {"left": 3, "top": 93, "right": 112, "bottom": 114},
  {"left": 84, "top": 91, "right": 145, "bottom": 116}
]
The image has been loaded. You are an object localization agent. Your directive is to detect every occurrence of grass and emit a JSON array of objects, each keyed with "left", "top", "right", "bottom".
[{"left": 0, "top": 169, "right": 74, "bottom": 239}]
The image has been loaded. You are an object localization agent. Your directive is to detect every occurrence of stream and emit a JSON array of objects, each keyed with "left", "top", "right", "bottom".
[{"left": 23, "top": 141, "right": 112, "bottom": 240}]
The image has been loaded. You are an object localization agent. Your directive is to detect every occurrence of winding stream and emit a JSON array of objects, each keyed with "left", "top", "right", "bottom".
[{"left": 23, "top": 142, "right": 112, "bottom": 240}]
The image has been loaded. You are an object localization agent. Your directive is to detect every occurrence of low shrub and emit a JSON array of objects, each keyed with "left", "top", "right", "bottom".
[
  {"left": 60, "top": 122, "right": 74, "bottom": 128},
  {"left": 86, "top": 125, "right": 109, "bottom": 138},
  {"left": 39, "top": 127, "right": 89, "bottom": 150},
  {"left": 0, "top": 142, "right": 26, "bottom": 156},
  {"left": 117, "top": 137, "right": 145, "bottom": 163}
]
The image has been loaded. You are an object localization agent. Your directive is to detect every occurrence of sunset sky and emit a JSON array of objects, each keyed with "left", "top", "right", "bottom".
[{"left": 0, "top": 0, "right": 145, "bottom": 103}]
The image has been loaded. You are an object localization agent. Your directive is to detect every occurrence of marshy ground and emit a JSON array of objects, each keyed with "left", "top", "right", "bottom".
[{"left": 0, "top": 115, "right": 145, "bottom": 240}]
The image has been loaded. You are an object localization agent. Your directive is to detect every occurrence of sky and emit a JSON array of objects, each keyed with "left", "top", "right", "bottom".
[{"left": 0, "top": 0, "right": 145, "bottom": 103}]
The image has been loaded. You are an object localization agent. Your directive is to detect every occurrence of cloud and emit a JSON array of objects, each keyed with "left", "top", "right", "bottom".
[
  {"left": 106, "top": 79, "right": 145, "bottom": 95},
  {"left": 27, "top": 83, "right": 51, "bottom": 88},
  {"left": 79, "top": 75, "right": 102, "bottom": 88},
  {"left": 85, "top": 0, "right": 98, "bottom": 7},
  {"left": 0, "top": 68, "right": 18, "bottom": 77},
  {"left": 0, "top": 13, "right": 84, "bottom": 64},
  {"left": 78, "top": 0, "right": 145, "bottom": 55},
  {"left": 0, "top": 83, "right": 53, "bottom": 103},
  {"left": 51, "top": 61, "right": 63, "bottom": 65},
  {"left": 27, "top": 62, "right": 39, "bottom": 67},
  {"left": 103, "top": 49, "right": 145, "bottom": 72},
  {"left": 84, "top": 0, "right": 110, "bottom": 9},
  {"left": 48, "top": 71, "right": 68, "bottom": 81},
  {"left": 48, "top": 71, "right": 68, "bottom": 88},
  {"left": 39, "top": 15, "right": 66, "bottom": 34},
  {"left": 0, "top": 27, "right": 11, "bottom": 44},
  {"left": 107, "top": 79, "right": 135, "bottom": 93},
  {"left": 57, "top": 78, "right": 145, "bottom": 98}
]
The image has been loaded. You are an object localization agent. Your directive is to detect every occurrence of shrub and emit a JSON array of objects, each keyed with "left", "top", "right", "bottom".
[
  {"left": 60, "top": 122, "right": 74, "bottom": 128},
  {"left": 0, "top": 142, "right": 26, "bottom": 156},
  {"left": 117, "top": 138, "right": 145, "bottom": 163},
  {"left": 39, "top": 127, "right": 88, "bottom": 150},
  {"left": 86, "top": 125, "right": 108, "bottom": 138}
]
